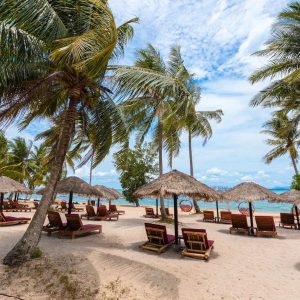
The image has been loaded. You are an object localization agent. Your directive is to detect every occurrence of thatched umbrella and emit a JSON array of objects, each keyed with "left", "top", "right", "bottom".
[
  {"left": 269, "top": 190, "right": 300, "bottom": 229},
  {"left": 94, "top": 185, "right": 123, "bottom": 207},
  {"left": 37, "top": 176, "right": 103, "bottom": 214},
  {"left": 0, "top": 176, "right": 31, "bottom": 212},
  {"left": 223, "top": 182, "right": 283, "bottom": 234},
  {"left": 134, "top": 170, "right": 223, "bottom": 245}
]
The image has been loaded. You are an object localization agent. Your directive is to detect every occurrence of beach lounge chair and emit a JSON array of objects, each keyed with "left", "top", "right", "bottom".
[
  {"left": 58, "top": 202, "right": 68, "bottom": 212},
  {"left": 0, "top": 212, "right": 31, "bottom": 226},
  {"left": 144, "top": 207, "right": 160, "bottom": 218},
  {"left": 229, "top": 214, "right": 250, "bottom": 235},
  {"left": 255, "top": 216, "right": 277, "bottom": 238},
  {"left": 203, "top": 210, "right": 216, "bottom": 222},
  {"left": 63, "top": 214, "right": 102, "bottom": 239},
  {"left": 81, "top": 205, "right": 103, "bottom": 220},
  {"left": 109, "top": 204, "right": 125, "bottom": 215},
  {"left": 71, "top": 203, "right": 84, "bottom": 212},
  {"left": 140, "top": 223, "right": 175, "bottom": 253},
  {"left": 181, "top": 228, "right": 214, "bottom": 260},
  {"left": 42, "top": 211, "right": 67, "bottom": 236},
  {"left": 9, "top": 200, "right": 31, "bottom": 212},
  {"left": 97, "top": 205, "right": 119, "bottom": 221},
  {"left": 220, "top": 211, "right": 232, "bottom": 224},
  {"left": 279, "top": 213, "right": 297, "bottom": 229},
  {"left": 33, "top": 201, "right": 39, "bottom": 209},
  {"left": 3, "top": 201, "right": 15, "bottom": 212}
]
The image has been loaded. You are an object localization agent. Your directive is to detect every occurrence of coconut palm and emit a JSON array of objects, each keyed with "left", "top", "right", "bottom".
[
  {"left": 113, "top": 44, "right": 191, "bottom": 219},
  {"left": 0, "top": 0, "right": 137, "bottom": 265},
  {"left": 262, "top": 111, "right": 300, "bottom": 174},
  {"left": 249, "top": 2, "right": 300, "bottom": 115}
]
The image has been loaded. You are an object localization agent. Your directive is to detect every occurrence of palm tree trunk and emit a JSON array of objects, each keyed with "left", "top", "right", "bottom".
[
  {"left": 158, "top": 121, "right": 167, "bottom": 219},
  {"left": 188, "top": 130, "right": 200, "bottom": 213},
  {"left": 291, "top": 154, "right": 299, "bottom": 175},
  {"left": 3, "top": 96, "right": 79, "bottom": 266},
  {"left": 88, "top": 150, "right": 94, "bottom": 205}
]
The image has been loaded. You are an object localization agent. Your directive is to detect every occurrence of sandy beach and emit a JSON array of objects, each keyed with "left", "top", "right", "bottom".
[{"left": 1, "top": 205, "right": 300, "bottom": 300}]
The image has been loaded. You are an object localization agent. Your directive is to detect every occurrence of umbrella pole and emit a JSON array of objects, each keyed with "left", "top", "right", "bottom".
[
  {"left": 0, "top": 193, "right": 4, "bottom": 212},
  {"left": 68, "top": 191, "right": 73, "bottom": 215},
  {"left": 295, "top": 205, "right": 300, "bottom": 230},
  {"left": 249, "top": 202, "right": 254, "bottom": 235},
  {"left": 173, "top": 194, "right": 179, "bottom": 245},
  {"left": 156, "top": 198, "right": 158, "bottom": 216},
  {"left": 216, "top": 200, "right": 220, "bottom": 222},
  {"left": 97, "top": 198, "right": 100, "bottom": 208}
]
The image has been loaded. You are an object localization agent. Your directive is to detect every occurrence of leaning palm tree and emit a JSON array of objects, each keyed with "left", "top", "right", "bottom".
[
  {"left": 0, "top": 0, "right": 137, "bottom": 265},
  {"left": 262, "top": 111, "right": 300, "bottom": 175},
  {"left": 113, "top": 45, "right": 191, "bottom": 219},
  {"left": 249, "top": 2, "right": 300, "bottom": 115}
]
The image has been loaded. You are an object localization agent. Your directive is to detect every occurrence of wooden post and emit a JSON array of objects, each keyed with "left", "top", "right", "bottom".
[
  {"left": 156, "top": 198, "right": 158, "bottom": 216},
  {"left": 249, "top": 201, "right": 254, "bottom": 235},
  {"left": 68, "top": 191, "right": 73, "bottom": 215},
  {"left": 97, "top": 198, "right": 100, "bottom": 208},
  {"left": 295, "top": 205, "right": 300, "bottom": 230},
  {"left": 174, "top": 194, "right": 178, "bottom": 245},
  {"left": 216, "top": 200, "right": 220, "bottom": 222},
  {"left": 0, "top": 193, "right": 4, "bottom": 212}
]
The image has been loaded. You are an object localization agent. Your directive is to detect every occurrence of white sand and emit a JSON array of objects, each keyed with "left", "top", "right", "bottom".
[{"left": 1, "top": 206, "right": 300, "bottom": 299}]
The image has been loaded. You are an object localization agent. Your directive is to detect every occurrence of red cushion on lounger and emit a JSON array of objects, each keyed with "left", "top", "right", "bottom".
[
  {"left": 208, "top": 240, "right": 214, "bottom": 247},
  {"left": 167, "top": 234, "right": 175, "bottom": 243},
  {"left": 5, "top": 216, "right": 31, "bottom": 221}
]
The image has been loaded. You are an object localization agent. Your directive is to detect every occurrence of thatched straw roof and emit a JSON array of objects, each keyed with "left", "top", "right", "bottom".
[
  {"left": 94, "top": 185, "right": 123, "bottom": 200},
  {"left": 223, "top": 182, "right": 282, "bottom": 202},
  {"left": 134, "top": 170, "right": 223, "bottom": 200},
  {"left": 269, "top": 189, "right": 300, "bottom": 205},
  {"left": 37, "top": 176, "right": 103, "bottom": 197},
  {"left": 0, "top": 176, "right": 31, "bottom": 194}
]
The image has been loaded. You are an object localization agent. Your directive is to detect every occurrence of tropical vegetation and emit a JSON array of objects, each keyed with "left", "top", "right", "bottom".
[
  {"left": 250, "top": 2, "right": 300, "bottom": 178},
  {"left": 114, "top": 143, "right": 159, "bottom": 206},
  {"left": 0, "top": 0, "right": 137, "bottom": 265}
]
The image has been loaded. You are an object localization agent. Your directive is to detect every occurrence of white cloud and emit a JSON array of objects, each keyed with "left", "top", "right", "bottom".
[
  {"left": 207, "top": 167, "right": 228, "bottom": 176},
  {"left": 241, "top": 175, "right": 254, "bottom": 182}
]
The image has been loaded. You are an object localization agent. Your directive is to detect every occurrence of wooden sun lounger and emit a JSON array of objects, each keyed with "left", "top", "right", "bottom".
[
  {"left": 255, "top": 216, "right": 277, "bottom": 238},
  {"left": 58, "top": 202, "right": 68, "bottom": 212},
  {"left": 33, "top": 201, "right": 39, "bottom": 209},
  {"left": 3, "top": 201, "right": 16, "bottom": 212},
  {"left": 71, "top": 203, "right": 84, "bottom": 212},
  {"left": 203, "top": 210, "right": 217, "bottom": 222},
  {"left": 220, "top": 211, "right": 232, "bottom": 224},
  {"left": 63, "top": 214, "right": 102, "bottom": 239},
  {"left": 279, "top": 213, "right": 297, "bottom": 229},
  {"left": 140, "top": 223, "right": 175, "bottom": 253},
  {"left": 144, "top": 207, "right": 160, "bottom": 218},
  {"left": 9, "top": 200, "right": 31, "bottom": 212},
  {"left": 0, "top": 212, "right": 31, "bottom": 226},
  {"left": 229, "top": 214, "right": 250, "bottom": 235},
  {"left": 97, "top": 205, "right": 119, "bottom": 221},
  {"left": 181, "top": 228, "right": 214, "bottom": 260},
  {"left": 109, "top": 204, "right": 125, "bottom": 215},
  {"left": 81, "top": 205, "right": 103, "bottom": 220},
  {"left": 42, "top": 211, "right": 67, "bottom": 236}
]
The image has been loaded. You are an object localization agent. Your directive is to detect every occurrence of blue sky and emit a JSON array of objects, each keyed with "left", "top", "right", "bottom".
[{"left": 5, "top": 0, "right": 295, "bottom": 188}]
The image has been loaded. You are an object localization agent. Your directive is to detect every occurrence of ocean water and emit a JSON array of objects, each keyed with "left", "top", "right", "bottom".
[{"left": 27, "top": 188, "right": 294, "bottom": 213}]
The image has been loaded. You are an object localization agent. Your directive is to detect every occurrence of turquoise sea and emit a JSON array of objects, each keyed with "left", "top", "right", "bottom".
[{"left": 28, "top": 188, "right": 294, "bottom": 213}]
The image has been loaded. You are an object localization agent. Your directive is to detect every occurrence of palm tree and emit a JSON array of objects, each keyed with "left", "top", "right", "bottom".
[
  {"left": 113, "top": 44, "right": 191, "bottom": 219},
  {"left": 249, "top": 2, "right": 300, "bottom": 114},
  {"left": 262, "top": 111, "right": 300, "bottom": 175},
  {"left": 8, "top": 137, "right": 37, "bottom": 185},
  {"left": 0, "top": 0, "right": 137, "bottom": 265}
]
